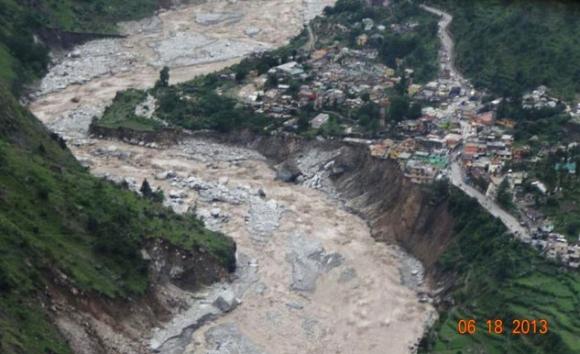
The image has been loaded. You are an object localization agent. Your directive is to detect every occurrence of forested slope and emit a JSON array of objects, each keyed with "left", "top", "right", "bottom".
[
  {"left": 0, "top": 1, "right": 235, "bottom": 353},
  {"left": 0, "top": 0, "right": 159, "bottom": 93},
  {"left": 426, "top": 0, "right": 580, "bottom": 99},
  {"left": 420, "top": 189, "right": 580, "bottom": 354}
]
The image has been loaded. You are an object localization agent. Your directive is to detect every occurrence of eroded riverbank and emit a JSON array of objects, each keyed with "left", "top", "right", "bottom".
[
  {"left": 28, "top": 0, "right": 436, "bottom": 352},
  {"left": 73, "top": 136, "right": 435, "bottom": 353}
]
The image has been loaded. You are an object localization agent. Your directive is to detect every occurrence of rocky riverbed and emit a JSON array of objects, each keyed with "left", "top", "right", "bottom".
[
  {"left": 28, "top": 0, "right": 436, "bottom": 353},
  {"left": 73, "top": 136, "right": 436, "bottom": 354}
]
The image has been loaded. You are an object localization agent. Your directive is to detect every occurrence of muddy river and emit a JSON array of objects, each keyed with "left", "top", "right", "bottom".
[{"left": 29, "top": 1, "right": 435, "bottom": 353}]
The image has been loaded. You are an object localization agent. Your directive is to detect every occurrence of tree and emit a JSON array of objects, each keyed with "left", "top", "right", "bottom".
[
  {"left": 320, "top": 116, "right": 343, "bottom": 137},
  {"left": 361, "top": 92, "right": 370, "bottom": 102},
  {"left": 388, "top": 95, "right": 410, "bottom": 122},
  {"left": 496, "top": 179, "right": 513, "bottom": 209},
  {"left": 140, "top": 179, "right": 153, "bottom": 197},
  {"left": 234, "top": 66, "right": 248, "bottom": 82},
  {"left": 408, "top": 102, "right": 422, "bottom": 119},
  {"left": 140, "top": 179, "right": 164, "bottom": 203},
  {"left": 155, "top": 66, "right": 170, "bottom": 88}
]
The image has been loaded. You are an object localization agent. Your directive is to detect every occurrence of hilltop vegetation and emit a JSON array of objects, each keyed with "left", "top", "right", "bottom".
[
  {"left": 420, "top": 188, "right": 580, "bottom": 354},
  {"left": 0, "top": 0, "right": 158, "bottom": 93},
  {"left": 426, "top": 0, "right": 580, "bottom": 99}
]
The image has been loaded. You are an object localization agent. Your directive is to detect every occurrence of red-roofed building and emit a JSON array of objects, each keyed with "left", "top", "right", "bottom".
[{"left": 473, "top": 111, "right": 495, "bottom": 126}]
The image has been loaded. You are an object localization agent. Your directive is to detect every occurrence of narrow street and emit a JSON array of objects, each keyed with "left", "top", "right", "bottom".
[
  {"left": 422, "top": 4, "right": 533, "bottom": 242},
  {"left": 449, "top": 162, "right": 531, "bottom": 241}
]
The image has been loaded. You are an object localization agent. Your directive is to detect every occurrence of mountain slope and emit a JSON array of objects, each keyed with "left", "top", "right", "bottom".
[
  {"left": 0, "top": 0, "right": 160, "bottom": 93},
  {"left": 0, "top": 82, "right": 235, "bottom": 353},
  {"left": 426, "top": 0, "right": 580, "bottom": 99}
]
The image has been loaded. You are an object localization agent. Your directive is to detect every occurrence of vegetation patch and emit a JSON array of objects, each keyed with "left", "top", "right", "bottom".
[
  {"left": 426, "top": 0, "right": 580, "bottom": 99},
  {"left": 0, "top": 83, "right": 235, "bottom": 353},
  {"left": 420, "top": 188, "right": 580, "bottom": 354}
]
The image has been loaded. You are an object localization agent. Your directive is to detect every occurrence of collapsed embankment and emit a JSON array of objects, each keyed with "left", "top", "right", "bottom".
[
  {"left": 224, "top": 133, "right": 456, "bottom": 279},
  {"left": 105, "top": 128, "right": 456, "bottom": 280},
  {"left": 49, "top": 239, "right": 232, "bottom": 354}
]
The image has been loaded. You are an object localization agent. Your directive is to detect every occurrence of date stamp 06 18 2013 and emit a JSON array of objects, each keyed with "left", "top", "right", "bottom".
[{"left": 456, "top": 319, "right": 549, "bottom": 336}]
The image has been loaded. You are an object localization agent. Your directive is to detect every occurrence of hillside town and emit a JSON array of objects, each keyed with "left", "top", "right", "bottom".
[{"left": 230, "top": 12, "right": 580, "bottom": 269}]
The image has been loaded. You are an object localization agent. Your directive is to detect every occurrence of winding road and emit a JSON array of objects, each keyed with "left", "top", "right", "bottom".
[
  {"left": 422, "top": 4, "right": 532, "bottom": 241},
  {"left": 449, "top": 162, "right": 531, "bottom": 240}
]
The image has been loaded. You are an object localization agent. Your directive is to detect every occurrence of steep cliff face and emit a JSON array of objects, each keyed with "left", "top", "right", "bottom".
[
  {"left": 330, "top": 146, "right": 454, "bottom": 272},
  {"left": 234, "top": 133, "right": 455, "bottom": 273},
  {"left": 241, "top": 135, "right": 580, "bottom": 354}
]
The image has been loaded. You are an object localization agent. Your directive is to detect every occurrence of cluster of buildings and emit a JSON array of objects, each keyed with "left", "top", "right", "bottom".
[
  {"left": 239, "top": 45, "right": 403, "bottom": 130},
  {"left": 232, "top": 21, "right": 580, "bottom": 269},
  {"left": 532, "top": 228, "right": 580, "bottom": 268},
  {"left": 522, "top": 85, "right": 562, "bottom": 110},
  {"left": 370, "top": 136, "right": 449, "bottom": 184}
]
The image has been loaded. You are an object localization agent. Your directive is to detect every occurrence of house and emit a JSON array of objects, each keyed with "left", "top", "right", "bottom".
[
  {"left": 370, "top": 139, "right": 394, "bottom": 158},
  {"left": 555, "top": 162, "right": 577, "bottom": 175},
  {"left": 444, "top": 133, "right": 462, "bottom": 149},
  {"left": 496, "top": 119, "right": 516, "bottom": 129},
  {"left": 405, "top": 160, "right": 437, "bottom": 184},
  {"left": 474, "top": 111, "right": 495, "bottom": 126},
  {"left": 508, "top": 171, "right": 526, "bottom": 187},
  {"left": 497, "top": 150, "right": 512, "bottom": 161},
  {"left": 531, "top": 180, "right": 548, "bottom": 194},
  {"left": 408, "top": 84, "right": 422, "bottom": 96},
  {"left": 311, "top": 49, "right": 329, "bottom": 61},
  {"left": 356, "top": 34, "right": 369, "bottom": 47},
  {"left": 546, "top": 233, "right": 569, "bottom": 261},
  {"left": 310, "top": 113, "right": 330, "bottom": 129},
  {"left": 568, "top": 243, "right": 580, "bottom": 268},
  {"left": 273, "top": 61, "right": 304, "bottom": 77},
  {"left": 512, "top": 146, "right": 530, "bottom": 160},
  {"left": 384, "top": 67, "right": 396, "bottom": 78},
  {"left": 525, "top": 208, "right": 544, "bottom": 223},
  {"left": 487, "top": 141, "right": 506, "bottom": 152},
  {"left": 463, "top": 143, "right": 480, "bottom": 158},
  {"left": 501, "top": 134, "right": 514, "bottom": 146}
]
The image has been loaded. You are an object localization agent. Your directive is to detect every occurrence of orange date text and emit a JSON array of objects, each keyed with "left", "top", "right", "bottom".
[{"left": 456, "top": 319, "right": 549, "bottom": 335}]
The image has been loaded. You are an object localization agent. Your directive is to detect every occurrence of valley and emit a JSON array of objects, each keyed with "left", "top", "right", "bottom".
[
  {"left": 27, "top": 0, "right": 436, "bottom": 352},
  {"left": 9, "top": 0, "right": 579, "bottom": 353}
]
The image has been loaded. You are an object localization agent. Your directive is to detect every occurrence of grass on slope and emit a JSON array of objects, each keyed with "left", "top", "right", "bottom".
[
  {"left": 97, "top": 89, "right": 164, "bottom": 132},
  {"left": 0, "top": 84, "right": 235, "bottom": 353},
  {"left": 420, "top": 188, "right": 580, "bottom": 354},
  {"left": 0, "top": 0, "right": 159, "bottom": 93},
  {"left": 94, "top": 74, "right": 271, "bottom": 134},
  {"left": 426, "top": 0, "right": 580, "bottom": 99}
]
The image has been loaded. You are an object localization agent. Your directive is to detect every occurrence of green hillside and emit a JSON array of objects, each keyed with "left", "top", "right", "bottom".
[
  {"left": 0, "top": 1, "right": 236, "bottom": 353},
  {"left": 426, "top": 0, "right": 580, "bottom": 99},
  {"left": 0, "top": 83, "right": 235, "bottom": 353},
  {"left": 0, "top": 0, "right": 158, "bottom": 93},
  {"left": 420, "top": 188, "right": 580, "bottom": 354}
]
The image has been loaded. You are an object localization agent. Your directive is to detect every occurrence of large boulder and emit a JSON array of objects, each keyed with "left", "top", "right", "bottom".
[
  {"left": 275, "top": 160, "right": 302, "bottom": 183},
  {"left": 212, "top": 289, "right": 239, "bottom": 312}
]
